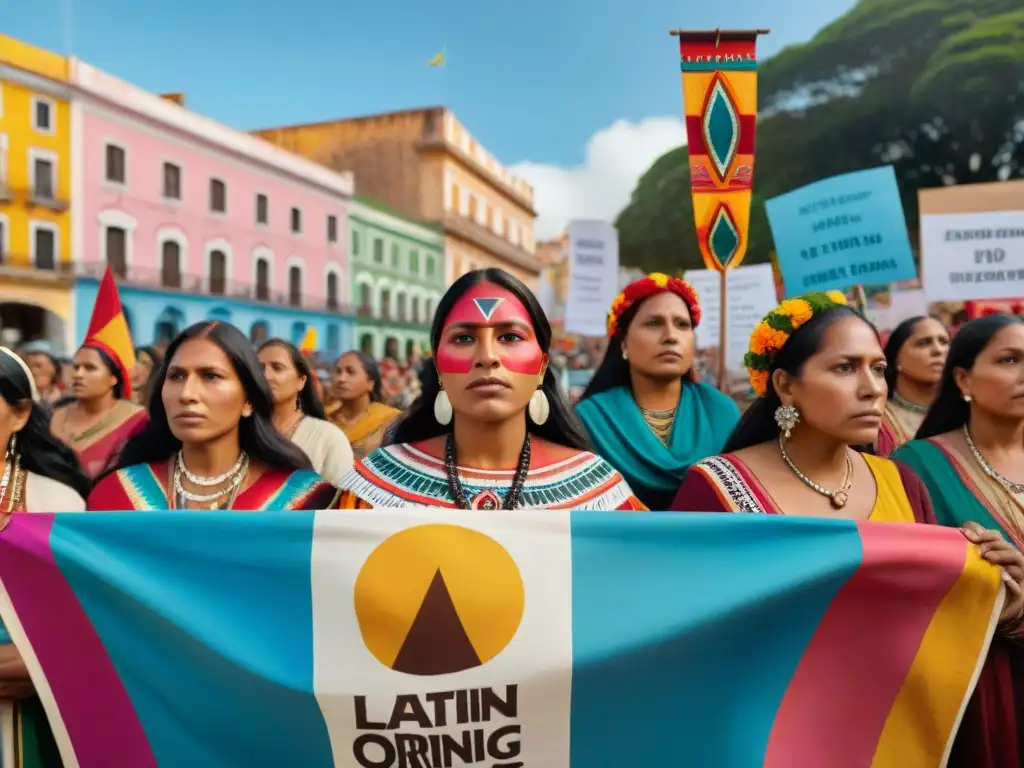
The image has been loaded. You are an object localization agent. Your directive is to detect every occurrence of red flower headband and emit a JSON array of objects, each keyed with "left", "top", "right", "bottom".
[{"left": 607, "top": 273, "right": 702, "bottom": 337}]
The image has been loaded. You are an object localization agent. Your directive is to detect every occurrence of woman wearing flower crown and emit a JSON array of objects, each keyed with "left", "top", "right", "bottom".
[
  {"left": 875, "top": 315, "right": 949, "bottom": 455},
  {"left": 576, "top": 273, "right": 739, "bottom": 510},
  {"left": 893, "top": 314, "right": 1024, "bottom": 767},
  {"left": 336, "top": 268, "right": 644, "bottom": 510}
]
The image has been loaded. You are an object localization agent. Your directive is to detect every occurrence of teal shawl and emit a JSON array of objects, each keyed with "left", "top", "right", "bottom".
[{"left": 576, "top": 382, "right": 740, "bottom": 510}]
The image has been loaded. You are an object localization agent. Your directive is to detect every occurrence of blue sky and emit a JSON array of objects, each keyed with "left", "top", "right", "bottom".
[{"left": 6, "top": 0, "right": 856, "bottom": 235}]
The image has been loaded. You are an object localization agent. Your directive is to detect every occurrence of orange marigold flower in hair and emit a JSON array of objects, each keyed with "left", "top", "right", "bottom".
[
  {"left": 650, "top": 273, "right": 671, "bottom": 288},
  {"left": 749, "top": 369, "right": 770, "bottom": 397},
  {"left": 826, "top": 290, "right": 848, "bottom": 304},
  {"left": 749, "top": 321, "right": 789, "bottom": 356},
  {"left": 775, "top": 298, "right": 813, "bottom": 326}
]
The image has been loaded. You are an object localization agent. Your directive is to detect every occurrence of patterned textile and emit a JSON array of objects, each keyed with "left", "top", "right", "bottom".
[
  {"left": 86, "top": 461, "right": 340, "bottom": 511},
  {"left": 677, "top": 30, "right": 763, "bottom": 270},
  {"left": 337, "top": 443, "right": 646, "bottom": 510}
]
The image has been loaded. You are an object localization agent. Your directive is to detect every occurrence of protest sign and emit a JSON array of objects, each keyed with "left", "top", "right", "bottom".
[
  {"left": 685, "top": 263, "right": 777, "bottom": 370},
  {"left": 563, "top": 221, "right": 619, "bottom": 337},
  {"left": 919, "top": 210, "right": 1024, "bottom": 302},
  {"left": 766, "top": 166, "right": 917, "bottom": 297}
]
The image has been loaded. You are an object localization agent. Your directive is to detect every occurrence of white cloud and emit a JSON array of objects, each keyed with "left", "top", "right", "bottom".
[{"left": 510, "top": 117, "right": 687, "bottom": 240}]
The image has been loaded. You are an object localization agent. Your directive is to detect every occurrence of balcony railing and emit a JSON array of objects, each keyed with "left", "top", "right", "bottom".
[
  {"left": 0, "top": 259, "right": 354, "bottom": 316},
  {"left": 419, "top": 118, "right": 535, "bottom": 214},
  {"left": 0, "top": 184, "right": 70, "bottom": 211},
  {"left": 355, "top": 305, "right": 428, "bottom": 329},
  {"left": 442, "top": 214, "right": 540, "bottom": 273}
]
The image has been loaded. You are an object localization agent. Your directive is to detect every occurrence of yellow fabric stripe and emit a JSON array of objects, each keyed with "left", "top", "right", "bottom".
[
  {"left": 680, "top": 70, "right": 758, "bottom": 115},
  {"left": 871, "top": 544, "right": 1002, "bottom": 767},
  {"left": 862, "top": 454, "right": 917, "bottom": 524}
]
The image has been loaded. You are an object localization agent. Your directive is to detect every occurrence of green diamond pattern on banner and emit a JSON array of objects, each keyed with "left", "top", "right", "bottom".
[
  {"left": 702, "top": 78, "right": 739, "bottom": 180},
  {"left": 708, "top": 206, "right": 741, "bottom": 268}
]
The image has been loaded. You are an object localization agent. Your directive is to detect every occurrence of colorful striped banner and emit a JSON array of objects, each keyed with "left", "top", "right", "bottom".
[
  {"left": 0, "top": 511, "right": 1003, "bottom": 767},
  {"left": 676, "top": 29, "right": 765, "bottom": 271}
]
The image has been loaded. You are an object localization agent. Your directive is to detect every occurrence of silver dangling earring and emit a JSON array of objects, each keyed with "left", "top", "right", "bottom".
[
  {"left": 622, "top": 350, "right": 629, "bottom": 361},
  {"left": 434, "top": 389, "right": 453, "bottom": 425},
  {"left": 775, "top": 404, "right": 800, "bottom": 440},
  {"left": 528, "top": 389, "right": 550, "bottom": 426},
  {"left": 5, "top": 434, "right": 16, "bottom": 459}
]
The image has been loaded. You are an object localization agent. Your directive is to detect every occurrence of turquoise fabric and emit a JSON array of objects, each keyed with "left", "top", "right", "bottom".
[{"left": 576, "top": 382, "right": 740, "bottom": 510}]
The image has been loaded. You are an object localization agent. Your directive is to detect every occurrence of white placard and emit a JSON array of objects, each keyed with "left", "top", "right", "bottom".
[
  {"left": 683, "top": 263, "right": 778, "bottom": 371},
  {"left": 866, "top": 288, "right": 931, "bottom": 332},
  {"left": 563, "top": 221, "right": 619, "bottom": 337},
  {"left": 920, "top": 211, "right": 1024, "bottom": 301}
]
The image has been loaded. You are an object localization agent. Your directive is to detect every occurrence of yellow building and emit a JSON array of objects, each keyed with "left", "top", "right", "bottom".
[
  {"left": 0, "top": 34, "right": 73, "bottom": 350},
  {"left": 253, "top": 108, "right": 540, "bottom": 287}
]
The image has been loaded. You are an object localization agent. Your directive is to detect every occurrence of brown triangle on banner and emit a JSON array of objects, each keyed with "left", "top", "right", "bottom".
[{"left": 392, "top": 569, "right": 482, "bottom": 676}]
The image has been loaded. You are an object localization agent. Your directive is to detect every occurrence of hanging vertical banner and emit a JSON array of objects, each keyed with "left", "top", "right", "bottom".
[{"left": 675, "top": 29, "right": 767, "bottom": 271}]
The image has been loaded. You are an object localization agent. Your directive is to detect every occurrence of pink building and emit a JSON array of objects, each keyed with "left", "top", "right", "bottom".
[{"left": 69, "top": 59, "right": 356, "bottom": 355}]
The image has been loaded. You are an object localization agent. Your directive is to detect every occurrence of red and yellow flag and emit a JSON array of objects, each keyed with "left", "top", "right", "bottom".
[
  {"left": 676, "top": 29, "right": 765, "bottom": 271},
  {"left": 84, "top": 267, "right": 136, "bottom": 399}
]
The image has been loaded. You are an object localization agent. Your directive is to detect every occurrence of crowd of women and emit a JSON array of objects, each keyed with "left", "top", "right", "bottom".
[{"left": 1, "top": 265, "right": 1024, "bottom": 765}]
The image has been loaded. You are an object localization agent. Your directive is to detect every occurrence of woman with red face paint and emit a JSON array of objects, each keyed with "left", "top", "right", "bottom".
[{"left": 336, "top": 269, "right": 645, "bottom": 510}]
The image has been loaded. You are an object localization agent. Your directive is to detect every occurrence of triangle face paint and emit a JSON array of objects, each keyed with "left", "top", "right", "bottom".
[{"left": 473, "top": 297, "right": 504, "bottom": 321}]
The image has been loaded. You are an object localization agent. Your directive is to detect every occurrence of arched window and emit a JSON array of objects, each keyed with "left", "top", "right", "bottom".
[
  {"left": 161, "top": 241, "right": 181, "bottom": 288},
  {"left": 397, "top": 292, "right": 407, "bottom": 321},
  {"left": 411, "top": 296, "right": 420, "bottom": 324},
  {"left": 250, "top": 321, "right": 268, "bottom": 343},
  {"left": 380, "top": 289, "right": 391, "bottom": 319},
  {"left": 360, "top": 334, "right": 374, "bottom": 356},
  {"left": 359, "top": 283, "right": 372, "bottom": 314},
  {"left": 288, "top": 265, "right": 302, "bottom": 307},
  {"left": 255, "top": 258, "right": 270, "bottom": 301},
  {"left": 326, "top": 272, "right": 339, "bottom": 310},
  {"left": 209, "top": 250, "right": 227, "bottom": 295}
]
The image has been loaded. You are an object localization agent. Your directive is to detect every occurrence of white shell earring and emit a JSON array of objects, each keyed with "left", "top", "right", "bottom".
[
  {"left": 963, "top": 394, "right": 972, "bottom": 403},
  {"left": 528, "top": 389, "right": 550, "bottom": 425},
  {"left": 434, "top": 390, "right": 453, "bottom": 425}
]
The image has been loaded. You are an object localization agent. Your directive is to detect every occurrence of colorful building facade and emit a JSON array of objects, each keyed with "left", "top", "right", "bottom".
[
  {"left": 69, "top": 60, "right": 356, "bottom": 356},
  {"left": 349, "top": 195, "right": 445, "bottom": 361},
  {"left": 253, "top": 108, "right": 540, "bottom": 288},
  {"left": 0, "top": 34, "right": 74, "bottom": 351}
]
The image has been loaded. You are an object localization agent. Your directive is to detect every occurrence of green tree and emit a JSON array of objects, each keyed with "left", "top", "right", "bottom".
[{"left": 616, "top": 0, "right": 1024, "bottom": 273}]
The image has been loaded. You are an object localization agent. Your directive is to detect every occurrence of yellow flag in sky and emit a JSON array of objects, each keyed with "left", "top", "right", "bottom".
[{"left": 428, "top": 47, "right": 446, "bottom": 67}]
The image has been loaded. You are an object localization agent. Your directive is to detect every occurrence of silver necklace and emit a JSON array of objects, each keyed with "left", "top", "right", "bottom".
[
  {"left": 177, "top": 450, "right": 247, "bottom": 486},
  {"left": 173, "top": 454, "right": 249, "bottom": 507},
  {"left": 892, "top": 392, "right": 928, "bottom": 414},
  {"left": 963, "top": 425, "right": 1024, "bottom": 495},
  {"left": 778, "top": 435, "right": 854, "bottom": 509}
]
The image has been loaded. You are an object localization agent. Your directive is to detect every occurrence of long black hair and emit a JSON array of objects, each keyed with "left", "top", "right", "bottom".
[
  {"left": 258, "top": 338, "right": 326, "bottom": 419},
  {"left": 724, "top": 305, "right": 873, "bottom": 452},
  {"left": 0, "top": 350, "right": 91, "bottom": 499},
  {"left": 104, "top": 322, "right": 313, "bottom": 476},
  {"left": 135, "top": 345, "right": 163, "bottom": 404},
  {"left": 883, "top": 316, "right": 926, "bottom": 398},
  {"left": 579, "top": 295, "right": 696, "bottom": 402},
  {"left": 338, "top": 350, "right": 384, "bottom": 404},
  {"left": 916, "top": 314, "right": 1024, "bottom": 440},
  {"left": 390, "top": 268, "right": 589, "bottom": 450},
  {"left": 79, "top": 344, "right": 126, "bottom": 401}
]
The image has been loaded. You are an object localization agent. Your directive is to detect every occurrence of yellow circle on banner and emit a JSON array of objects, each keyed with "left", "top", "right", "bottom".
[{"left": 353, "top": 524, "right": 525, "bottom": 676}]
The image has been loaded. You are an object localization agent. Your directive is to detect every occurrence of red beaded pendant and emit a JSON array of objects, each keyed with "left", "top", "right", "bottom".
[{"left": 470, "top": 490, "right": 502, "bottom": 510}]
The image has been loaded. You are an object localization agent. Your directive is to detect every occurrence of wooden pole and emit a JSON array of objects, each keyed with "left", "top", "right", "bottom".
[
  {"left": 853, "top": 284, "right": 869, "bottom": 314},
  {"left": 718, "top": 270, "right": 728, "bottom": 393},
  {"left": 668, "top": 28, "right": 771, "bottom": 37}
]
